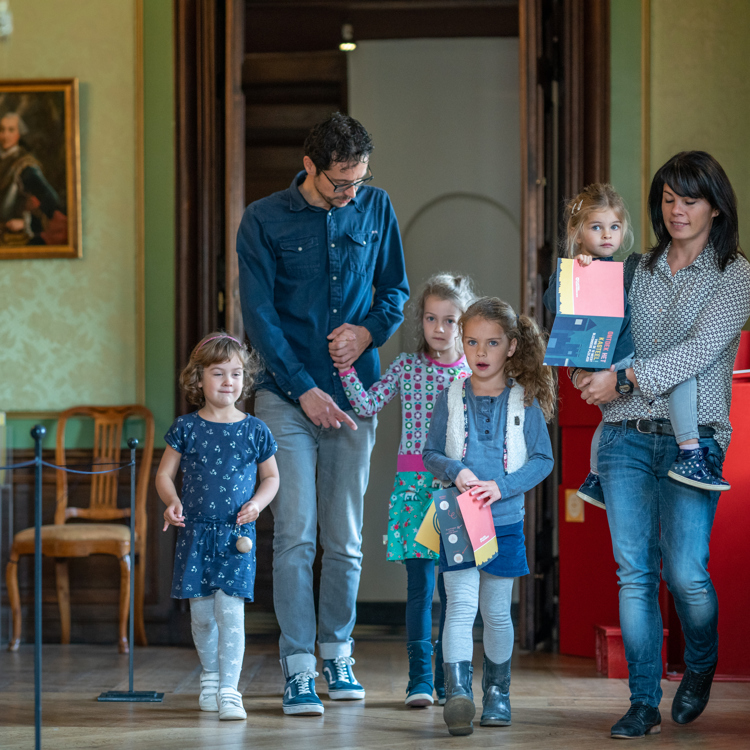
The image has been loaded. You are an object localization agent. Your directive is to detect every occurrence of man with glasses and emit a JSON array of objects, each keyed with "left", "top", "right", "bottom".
[{"left": 237, "top": 113, "right": 409, "bottom": 715}]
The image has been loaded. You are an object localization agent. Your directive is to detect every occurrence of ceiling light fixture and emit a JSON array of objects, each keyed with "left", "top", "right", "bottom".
[{"left": 339, "top": 23, "right": 357, "bottom": 52}]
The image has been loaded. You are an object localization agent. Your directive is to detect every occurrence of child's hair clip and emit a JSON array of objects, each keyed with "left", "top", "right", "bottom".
[{"left": 571, "top": 199, "right": 584, "bottom": 216}]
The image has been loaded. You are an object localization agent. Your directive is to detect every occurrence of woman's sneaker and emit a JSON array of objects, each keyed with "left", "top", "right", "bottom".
[
  {"left": 217, "top": 687, "right": 247, "bottom": 720},
  {"left": 668, "top": 447, "right": 731, "bottom": 492},
  {"left": 198, "top": 670, "right": 220, "bottom": 712},
  {"left": 322, "top": 656, "right": 366, "bottom": 700},
  {"left": 576, "top": 472, "right": 606, "bottom": 509},
  {"left": 283, "top": 670, "right": 324, "bottom": 716}
]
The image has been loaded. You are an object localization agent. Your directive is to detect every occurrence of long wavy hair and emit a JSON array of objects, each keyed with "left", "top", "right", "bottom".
[
  {"left": 647, "top": 151, "right": 743, "bottom": 272},
  {"left": 179, "top": 332, "right": 260, "bottom": 407},
  {"left": 412, "top": 273, "right": 477, "bottom": 355},
  {"left": 459, "top": 297, "right": 556, "bottom": 422},
  {"left": 561, "top": 183, "right": 633, "bottom": 259}
]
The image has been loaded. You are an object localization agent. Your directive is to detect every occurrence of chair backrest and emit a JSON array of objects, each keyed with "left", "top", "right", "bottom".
[{"left": 54, "top": 406, "right": 155, "bottom": 540}]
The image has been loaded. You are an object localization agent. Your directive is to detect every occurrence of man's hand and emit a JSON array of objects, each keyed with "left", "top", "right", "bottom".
[
  {"left": 469, "top": 480, "right": 502, "bottom": 507},
  {"left": 299, "top": 387, "right": 358, "bottom": 430},
  {"left": 579, "top": 367, "right": 619, "bottom": 405},
  {"left": 237, "top": 499, "right": 261, "bottom": 525},
  {"left": 455, "top": 468, "right": 479, "bottom": 494},
  {"left": 162, "top": 500, "right": 185, "bottom": 531},
  {"left": 327, "top": 324, "right": 373, "bottom": 370}
]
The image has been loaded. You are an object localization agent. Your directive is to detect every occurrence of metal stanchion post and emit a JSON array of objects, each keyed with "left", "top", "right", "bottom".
[
  {"left": 98, "top": 438, "right": 163, "bottom": 702},
  {"left": 31, "top": 425, "right": 45, "bottom": 750}
]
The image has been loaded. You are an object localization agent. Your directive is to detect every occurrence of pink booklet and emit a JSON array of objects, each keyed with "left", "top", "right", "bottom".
[{"left": 456, "top": 489, "right": 498, "bottom": 567}]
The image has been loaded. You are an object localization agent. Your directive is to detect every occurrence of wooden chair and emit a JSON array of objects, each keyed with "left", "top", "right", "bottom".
[{"left": 5, "top": 406, "right": 154, "bottom": 653}]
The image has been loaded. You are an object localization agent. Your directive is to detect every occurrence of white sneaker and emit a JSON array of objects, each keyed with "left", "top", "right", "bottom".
[
  {"left": 218, "top": 687, "right": 247, "bottom": 720},
  {"left": 199, "top": 671, "right": 220, "bottom": 712}
]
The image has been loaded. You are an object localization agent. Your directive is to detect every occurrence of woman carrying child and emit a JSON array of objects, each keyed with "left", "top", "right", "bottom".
[
  {"left": 157, "top": 333, "right": 279, "bottom": 721},
  {"left": 423, "top": 297, "right": 555, "bottom": 735},
  {"left": 578, "top": 152, "right": 750, "bottom": 738},
  {"left": 337, "top": 273, "right": 474, "bottom": 707},
  {"left": 544, "top": 183, "right": 728, "bottom": 513}
]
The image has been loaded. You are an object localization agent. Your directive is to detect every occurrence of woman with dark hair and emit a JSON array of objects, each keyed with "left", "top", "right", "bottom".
[{"left": 575, "top": 151, "right": 750, "bottom": 739}]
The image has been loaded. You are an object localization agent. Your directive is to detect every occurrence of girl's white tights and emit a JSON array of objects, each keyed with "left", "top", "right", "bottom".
[
  {"left": 190, "top": 589, "right": 246, "bottom": 689},
  {"left": 442, "top": 568, "right": 514, "bottom": 664}
]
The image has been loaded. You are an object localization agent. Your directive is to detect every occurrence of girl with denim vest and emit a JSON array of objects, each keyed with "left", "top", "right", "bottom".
[{"left": 423, "top": 298, "right": 555, "bottom": 736}]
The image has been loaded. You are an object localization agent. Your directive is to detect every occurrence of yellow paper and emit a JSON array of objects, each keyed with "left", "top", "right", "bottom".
[
  {"left": 473, "top": 536, "right": 499, "bottom": 567},
  {"left": 415, "top": 500, "right": 440, "bottom": 554}
]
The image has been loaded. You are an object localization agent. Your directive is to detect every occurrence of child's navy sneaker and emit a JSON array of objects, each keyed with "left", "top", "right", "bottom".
[
  {"left": 322, "top": 656, "right": 366, "bottom": 700},
  {"left": 282, "top": 669, "right": 324, "bottom": 716},
  {"left": 668, "top": 447, "right": 731, "bottom": 492},
  {"left": 576, "top": 472, "right": 606, "bottom": 509}
]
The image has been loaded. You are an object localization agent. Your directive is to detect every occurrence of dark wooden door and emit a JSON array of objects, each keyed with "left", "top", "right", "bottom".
[{"left": 519, "top": 0, "right": 610, "bottom": 650}]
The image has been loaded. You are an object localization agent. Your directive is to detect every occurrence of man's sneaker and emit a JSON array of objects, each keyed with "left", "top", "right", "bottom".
[
  {"left": 610, "top": 703, "right": 661, "bottom": 738},
  {"left": 668, "top": 448, "right": 731, "bottom": 492},
  {"left": 282, "top": 670, "right": 324, "bottom": 716},
  {"left": 217, "top": 687, "right": 247, "bottom": 721},
  {"left": 322, "top": 656, "right": 366, "bottom": 700},
  {"left": 576, "top": 472, "right": 606, "bottom": 509},
  {"left": 198, "top": 670, "right": 220, "bottom": 712}
]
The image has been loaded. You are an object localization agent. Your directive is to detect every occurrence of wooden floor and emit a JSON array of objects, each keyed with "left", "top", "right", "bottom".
[{"left": 2, "top": 641, "right": 750, "bottom": 749}]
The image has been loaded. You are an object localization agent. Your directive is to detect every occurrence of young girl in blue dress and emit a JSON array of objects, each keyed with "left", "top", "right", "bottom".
[
  {"left": 157, "top": 333, "right": 279, "bottom": 721},
  {"left": 423, "top": 298, "right": 555, "bottom": 736},
  {"left": 338, "top": 273, "right": 475, "bottom": 707}
]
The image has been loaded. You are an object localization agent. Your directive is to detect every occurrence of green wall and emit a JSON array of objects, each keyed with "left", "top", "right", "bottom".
[
  {"left": 1, "top": 0, "right": 175, "bottom": 449},
  {"left": 611, "top": 0, "right": 750, "bottom": 256},
  {"left": 610, "top": 0, "right": 643, "bottom": 257},
  {"left": 0, "top": 0, "right": 137, "bottom": 423},
  {"left": 651, "top": 0, "right": 750, "bottom": 247}
]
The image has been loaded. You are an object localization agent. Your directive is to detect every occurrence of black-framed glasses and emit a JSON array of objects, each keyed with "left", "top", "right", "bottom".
[{"left": 320, "top": 167, "right": 374, "bottom": 193}]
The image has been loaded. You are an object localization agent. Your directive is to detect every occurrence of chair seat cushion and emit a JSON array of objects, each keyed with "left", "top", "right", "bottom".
[{"left": 14, "top": 524, "right": 135, "bottom": 545}]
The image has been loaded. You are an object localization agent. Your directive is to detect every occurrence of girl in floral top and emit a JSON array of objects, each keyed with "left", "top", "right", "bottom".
[{"left": 338, "top": 274, "right": 475, "bottom": 707}]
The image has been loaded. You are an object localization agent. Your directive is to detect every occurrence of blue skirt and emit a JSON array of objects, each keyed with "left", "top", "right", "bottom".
[{"left": 438, "top": 520, "right": 529, "bottom": 578}]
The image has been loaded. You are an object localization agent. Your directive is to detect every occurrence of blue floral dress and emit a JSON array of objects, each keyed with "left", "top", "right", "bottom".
[{"left": 165, "top": 412, "right": 277, "bottom": 601}]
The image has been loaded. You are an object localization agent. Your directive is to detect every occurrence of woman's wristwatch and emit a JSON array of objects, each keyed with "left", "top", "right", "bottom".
[{"left": 615, "top": 368, "right": 634, "bottom": 395}]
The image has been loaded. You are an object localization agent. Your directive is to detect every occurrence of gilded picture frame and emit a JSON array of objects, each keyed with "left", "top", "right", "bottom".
[{"left": 0, "top": 78, "right": 81, "bottom": 259}]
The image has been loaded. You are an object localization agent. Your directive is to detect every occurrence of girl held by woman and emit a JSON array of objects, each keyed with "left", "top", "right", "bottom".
[
  {"left": 423, "top": 297, "right": 555, "bottom": 736},
  {"left": 157, "top": 334, "right": 279, "bottom": 721},
  {"left": 338, "top": 273, "right": 475, "bottom": 707},
  {"left": 544, "top": 183, "right": 728, "bottom": 513}
]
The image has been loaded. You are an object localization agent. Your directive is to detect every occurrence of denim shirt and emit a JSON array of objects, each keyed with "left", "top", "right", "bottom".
[
  {"left": 543, "top": 256, "right": 634, "bottom": 366},
  {"left": 237, "top": 171, "right": 410, "bottom": 410},
  {"left": 422, "top": 379, "right": 554, "bottom": 526}
]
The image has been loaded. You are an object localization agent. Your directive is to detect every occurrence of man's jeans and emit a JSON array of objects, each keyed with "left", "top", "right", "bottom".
[
  {"left": 598, "top": 423, "right": 722, "bottom": 707},
  {"left": 254, "top": 390, "right": 377, "bottom": 678}
]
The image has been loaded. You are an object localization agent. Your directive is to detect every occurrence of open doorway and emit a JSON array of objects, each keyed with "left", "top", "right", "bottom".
[{"left": 174, "top": 0, "right": 611, "bottom": 651}]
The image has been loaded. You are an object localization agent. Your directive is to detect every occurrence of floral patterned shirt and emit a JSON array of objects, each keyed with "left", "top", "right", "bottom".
[{"left": 339, "top": 352, "right": 471, "bottom": 458}]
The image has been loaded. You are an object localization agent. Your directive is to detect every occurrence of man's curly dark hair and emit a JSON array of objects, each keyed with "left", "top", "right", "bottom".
[{"left": 304, "top": 112, "right": 373, "bottom": 172}]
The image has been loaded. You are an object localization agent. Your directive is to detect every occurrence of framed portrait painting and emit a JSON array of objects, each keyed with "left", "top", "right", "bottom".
[{"left": 0, "top": 78, "right": 81, "bottom": 259}]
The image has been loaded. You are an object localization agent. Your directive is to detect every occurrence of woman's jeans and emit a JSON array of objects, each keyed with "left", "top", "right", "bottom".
[
  {"left": 598, "top": 423, "right": 722, "bottom": 708},
  {"left": 255, "top": 390, "right": 377, "bottom": 678}
]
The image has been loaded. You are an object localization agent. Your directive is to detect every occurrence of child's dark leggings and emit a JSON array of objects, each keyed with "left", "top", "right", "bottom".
[{"left": 405, "top": 557, "right": 446, "bottom": 644}]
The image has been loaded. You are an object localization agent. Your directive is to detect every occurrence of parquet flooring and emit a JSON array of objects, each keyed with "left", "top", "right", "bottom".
[{"left": 2, "top": 641, "right": 749, "bottom": 749}]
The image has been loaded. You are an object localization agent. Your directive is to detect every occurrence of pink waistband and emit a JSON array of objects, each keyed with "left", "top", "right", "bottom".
[{"left": 397, "top": 454, "right": 426, "bottom": 472}]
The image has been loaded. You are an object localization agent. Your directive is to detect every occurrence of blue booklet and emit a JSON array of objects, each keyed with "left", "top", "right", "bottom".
[{"left": 543, "top": 258, "right": 624, "bottom": 370}]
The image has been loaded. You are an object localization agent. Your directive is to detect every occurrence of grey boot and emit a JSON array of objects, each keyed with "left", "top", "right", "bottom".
[
  {"left": 480, "top": 654, "right": 511, "bottom": 726},
  {"left": 443, "top": 661, "right": 475, "bottom": 736}
]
